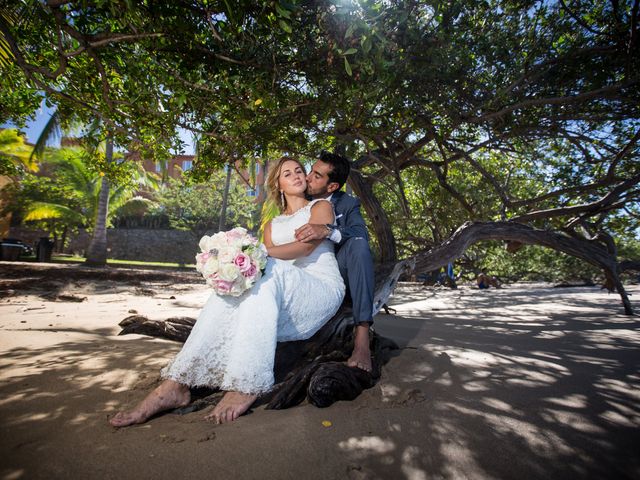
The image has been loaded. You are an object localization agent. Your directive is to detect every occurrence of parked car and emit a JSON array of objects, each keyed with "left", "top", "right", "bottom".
[{"left": 1, "top": 238, "right": 34, "bottom": 257}]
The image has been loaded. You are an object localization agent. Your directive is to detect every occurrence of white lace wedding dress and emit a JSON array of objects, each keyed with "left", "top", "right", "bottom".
[{"left": 161, "top": 199, "right": 345, "bottom": 395}]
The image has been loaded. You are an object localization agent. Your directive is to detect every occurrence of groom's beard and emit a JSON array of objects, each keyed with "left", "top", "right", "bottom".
[{"left": 306, "top": 185, "right": 330, "bottom": 199}]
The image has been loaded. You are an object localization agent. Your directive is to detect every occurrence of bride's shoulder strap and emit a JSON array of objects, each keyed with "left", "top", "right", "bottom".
[{"left": 308, "top": 198, "right": 332, "bottom": 209}]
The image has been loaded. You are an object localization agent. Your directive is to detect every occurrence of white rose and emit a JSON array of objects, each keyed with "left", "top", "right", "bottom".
[
  {"left": 202, "top": 257, "right": 220, "bottom": 277},
  {"left": 218, "top": 263, "right": 240, "bottom": 282},
  {"left": 226, "top": 227, "right": 247, "bottom": 248},
  {"left": 199, "top": 235, "right": 212, "bottom": 252},
  {"left": 230, "top": 278, "right": 246, "bottom": 296},
  {"left": 217, "top": 246, "right": 236, "bottom": 263},
  {"left": 210, "top": 232, "right": 228, "bottom": 249}
]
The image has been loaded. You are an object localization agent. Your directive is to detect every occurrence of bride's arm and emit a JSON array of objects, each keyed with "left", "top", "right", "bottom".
[{"left": 264, "top": 201, "right": 335, "bottom": 260}]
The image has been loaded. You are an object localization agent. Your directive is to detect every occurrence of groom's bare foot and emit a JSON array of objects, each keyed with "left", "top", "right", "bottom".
[
  {"left": 347, "top": 324, "right": 372, "bottom": 373},
  {"left": 205, "top": 391, "right": 257, "bottom": 424},
  {"left": 109, "top": 380, "right": 190, "bottom": 427}
]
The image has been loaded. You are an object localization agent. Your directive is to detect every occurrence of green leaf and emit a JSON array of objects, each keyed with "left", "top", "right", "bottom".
[
  {"left": 278, "top": 19, "right": 292, "bottom": 33},
  {"left": 345, "top": 23, "right": 356, "bottom": 39},
  {"left": 275, "top": 3, "right": 291, "bottom": 19},
  {"left": 343, "top": 48, "right": 357, "bottom": 55},
  {"left": 361, "top": 35, "right": 372, "bottom": 53},
  {"left": 344, "top": 57, "right": 352, "bottom": 76}
]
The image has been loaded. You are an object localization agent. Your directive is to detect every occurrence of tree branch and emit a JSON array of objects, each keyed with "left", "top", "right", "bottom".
[
  {"left": 469, "top": 81, "right": 638, "bottom": 124},
  {"left": 88, "top": 33, "right": 165, "bottom": 48},
  {"left": 511, "top": 173, "right": 640, "bottom": 222},
  {"left": 409, "top": 221, "right": 633, "bottom": 314},
  {"left": 606, "top": 127, "right": 640, "bottom": 178}
]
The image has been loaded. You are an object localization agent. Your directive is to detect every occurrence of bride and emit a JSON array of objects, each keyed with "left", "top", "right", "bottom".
[{"left": 110, "top": 157, "right": 345, "bottom": 426}]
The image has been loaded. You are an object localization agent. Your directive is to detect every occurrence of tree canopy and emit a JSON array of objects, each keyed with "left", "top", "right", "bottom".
[{"left": 1, "top": 0, "right": 639, "bottom": 310}]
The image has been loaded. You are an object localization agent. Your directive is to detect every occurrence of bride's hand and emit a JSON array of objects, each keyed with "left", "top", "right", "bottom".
[{"left": 295, "top": 223, "right": 331, "bottom": 242}]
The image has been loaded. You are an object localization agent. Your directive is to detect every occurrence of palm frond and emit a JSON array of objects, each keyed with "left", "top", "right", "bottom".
[
  {"left": 24, "top": 201, "right": 86, "bottom": 225},
  {"left": 0, "top": 129, "right": 38, "bottom": 171},
  {"left": 44, "top": 148, "right": 95, "bottom": 194},
  {"left": 108, "top": 184, "right": 137, "bottom": 212},
  {"left": 0, "top": 6, "right": 19, "bottom": 68},
  {"left": 0, "top": 37, "right": 13, "bottom": 68},
  {"left": 30, "top": 110, "right": 62, "bottom": 162},
  {"left": 0, "top": 1, "right": 42, "bottom": 68}
]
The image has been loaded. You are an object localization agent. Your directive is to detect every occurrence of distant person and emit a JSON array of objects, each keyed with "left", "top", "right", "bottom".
[
  {"left": 435, "top": 263, "right": 457, "bottom": 289},
  {"left": 477, "top": 272, "right": 500, "bottom": 289}
]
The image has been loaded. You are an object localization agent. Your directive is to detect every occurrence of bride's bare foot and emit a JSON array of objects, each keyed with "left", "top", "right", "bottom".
[
  {"left": 204, "top": 391, "right": 257, "bottom": 424},
  {"left": 109, "top": 380, "right": 190, "bottom": 427},
  {"left": 347, "top": 324, "right": 372, "bottom": 372}
]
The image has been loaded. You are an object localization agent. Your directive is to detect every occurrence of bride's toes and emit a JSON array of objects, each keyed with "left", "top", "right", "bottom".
[
  {"left": 109, "top": 411, "right": 139, "bottom": 427},
  {"left": 205, "top": 392, "right": 257, "bottom": 424},
  {"left": 204, "top": 410, "right": 220, "bottom": 424}
]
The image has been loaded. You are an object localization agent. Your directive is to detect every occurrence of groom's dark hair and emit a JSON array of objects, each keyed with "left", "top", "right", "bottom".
[{"left": 319, "top": 150, "right": 351, "bottom": 189}]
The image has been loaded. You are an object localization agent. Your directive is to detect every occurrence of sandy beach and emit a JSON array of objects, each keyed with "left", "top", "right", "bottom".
[{"left": 1, "top": 263, "right": 638, "bottom": 480}]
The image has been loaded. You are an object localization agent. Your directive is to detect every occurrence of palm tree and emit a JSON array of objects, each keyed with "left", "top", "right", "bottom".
[
  {"left": 84, "top": 136, "right": 112, "bottom": 266},
  {"left": 24, "top": 141, "right": 156, "bottom": 262},
  {"left": 29, "top": 109, "right": 155, "bottom": 265}
]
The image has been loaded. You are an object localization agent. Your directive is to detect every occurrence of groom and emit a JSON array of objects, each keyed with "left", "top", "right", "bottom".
[{"left": 294, "top": 151, "right": 375, "bottom": 372}]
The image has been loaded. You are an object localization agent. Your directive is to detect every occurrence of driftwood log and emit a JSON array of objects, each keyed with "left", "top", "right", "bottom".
[{"left": 118, "top": 260, "right": 414, "bottom": 411}]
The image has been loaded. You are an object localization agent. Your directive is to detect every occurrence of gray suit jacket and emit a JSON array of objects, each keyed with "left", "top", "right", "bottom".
[{"left": 330, "top": 191, "right": 369, "bottom": 250}]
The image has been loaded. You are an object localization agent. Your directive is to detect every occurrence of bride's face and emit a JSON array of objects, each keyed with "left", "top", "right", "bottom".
[{"left": 278, "top": 160, "right": 307, "bottom": 195}]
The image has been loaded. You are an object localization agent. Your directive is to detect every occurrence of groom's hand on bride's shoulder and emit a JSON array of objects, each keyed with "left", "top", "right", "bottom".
[{"left": 295, "top": 223, "right": 331, "bottom": 242}]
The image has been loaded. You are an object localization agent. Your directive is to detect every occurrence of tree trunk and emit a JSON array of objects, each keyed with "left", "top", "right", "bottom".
[
  {"left": 348, "top": 169, "right": 397, "bottom": 263},
  {"left": 218, "top": 164, "right": 232, "bottom": 232},
  {"left": 85, "top": 138, "right": 112, "bottom": 267},
  {"left": 59, "top": 226, "right": 68, "bottom": 253}
]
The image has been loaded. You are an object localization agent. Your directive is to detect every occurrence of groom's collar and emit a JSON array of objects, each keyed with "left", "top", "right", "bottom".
[{"left": 308, "top": 191, "right": 343, "bottom": 203}]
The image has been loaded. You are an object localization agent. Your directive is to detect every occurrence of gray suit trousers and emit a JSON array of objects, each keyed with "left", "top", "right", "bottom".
[{"left": 336, "top": 236, "right": 375, "bottom": 325}]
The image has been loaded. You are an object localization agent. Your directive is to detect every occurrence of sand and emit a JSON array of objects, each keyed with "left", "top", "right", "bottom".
[{"left": 0, "top": 264, "right": 639, "bottom": 480}]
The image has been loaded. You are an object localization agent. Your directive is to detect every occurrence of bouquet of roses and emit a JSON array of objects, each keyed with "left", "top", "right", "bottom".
[{"left": 195, "top": 227, "right": 268, "bottom": 296}]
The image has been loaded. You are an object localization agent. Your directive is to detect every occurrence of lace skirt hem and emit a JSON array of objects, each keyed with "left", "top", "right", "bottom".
[{"left": 160, "top": 367, "right": 274, "bottom": 396}]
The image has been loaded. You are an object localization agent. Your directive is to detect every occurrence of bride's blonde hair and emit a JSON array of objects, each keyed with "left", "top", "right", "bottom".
[{"left": 265, "top": 156, "right": 307, "bottom": 214}]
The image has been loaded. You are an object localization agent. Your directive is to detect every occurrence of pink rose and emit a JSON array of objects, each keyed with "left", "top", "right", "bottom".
[
  {"left": 242, "top": 263, "right": 258, "bottom": 278},
  {"left": 215, "top": 279, "right": 233, "bottom": 294},
  {"left": 226, "top": 228, "right": 246, "bottom": 242},
  {"left": 233, "top": 252, "right": 252, "bottom": 273}
]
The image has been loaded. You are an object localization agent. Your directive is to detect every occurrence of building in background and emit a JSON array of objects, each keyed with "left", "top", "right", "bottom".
[{"left": 132, "top": 150, "right": 269, "bottom": 203}]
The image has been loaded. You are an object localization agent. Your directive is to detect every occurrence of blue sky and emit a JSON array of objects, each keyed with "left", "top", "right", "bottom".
[
  {"left": 2, "top": 100, "right": 195, "bottom": 154},
  {"left": 1, "top": 101, "right": 56, "bottom": 145}
]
